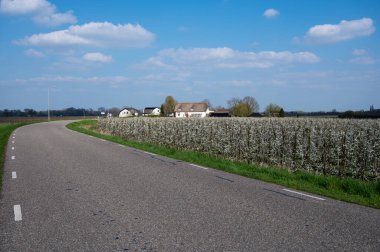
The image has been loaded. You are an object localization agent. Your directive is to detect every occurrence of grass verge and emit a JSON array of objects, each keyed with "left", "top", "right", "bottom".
[
  {"left": 67, "top": 119, "right": 380, "bottom": 209},
  {"left": 0, "top": 122, "right": 30, "bottom": 190}
]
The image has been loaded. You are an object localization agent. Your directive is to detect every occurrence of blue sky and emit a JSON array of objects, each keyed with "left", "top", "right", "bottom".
[{"left": 0, "top": 0, "right": 379, "bottom": 112}]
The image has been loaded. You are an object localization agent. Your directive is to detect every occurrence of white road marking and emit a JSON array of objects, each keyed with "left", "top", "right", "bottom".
[
  {"left": 12, "top": 172, "right": 17, "bottom": 179},
  {"left": 12, "top": 136, "right": 15, "bottom": 139},
  {"left": 101, "top": 139, "right": 106, "bottom": 142},
  {"left": 12, "top": 141, "right": 15, "bottom": 144},
  {"left": 282, "top": 189, "right": 325, "bottom": 201},
  {"left": 118, "top": 144, "right": 124, "bottom": 147},
  {"left": 190, "top": 164, "right": 208, "bottom": 170},
  {"left": 11, "top": 156, "right": 15, "bottom": 160},
  {"left": 12, "top": 147, "right": 15, "bottom": 150},
  {"left": 14, "top": 205, "right": 22, "bottom": 221},
  {"left": 144, "top": 151, "right": 156, "bottom": 156}
]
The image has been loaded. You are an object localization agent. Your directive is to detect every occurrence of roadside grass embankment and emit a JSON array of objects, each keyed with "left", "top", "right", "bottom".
[
  {"left": 67, "top": 119, "right": 380, "bottom": 209},
  {"left": 0, "top": 123, "right": 29, "bottom": 190}
]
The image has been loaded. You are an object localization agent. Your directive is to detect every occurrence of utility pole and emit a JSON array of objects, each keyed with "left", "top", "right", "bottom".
[{"left": 48, "top": 87, "right": 50, "bottom": 121}]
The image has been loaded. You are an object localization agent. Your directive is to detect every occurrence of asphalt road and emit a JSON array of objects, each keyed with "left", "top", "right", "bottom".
[{"left": 0, "top": 121, "right": 379, "bottom": 251}]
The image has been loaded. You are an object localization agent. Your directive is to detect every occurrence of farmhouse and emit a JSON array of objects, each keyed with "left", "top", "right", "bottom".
[
  {"left": 174, "top": 102, "right": 211, "bottom": 118},
  {"left": 143, "top": 107, "right": 161, "bottom": 116},
  {"left": 119, "top": 107, "right": 141, "bottom": 117}
]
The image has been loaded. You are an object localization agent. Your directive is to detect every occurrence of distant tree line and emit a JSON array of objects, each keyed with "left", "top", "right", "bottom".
[
  {"left": 0, "top": 107, "right": 101, "bottom": 117},
  {"left": 338, "top": 110, "right": 380, "bottom": 119},
  {"left": 1, "top": 102, "right": 378, "bottom": 119},
  {"left": 286, "top": 109, "right": 380, "bottom": 119}
]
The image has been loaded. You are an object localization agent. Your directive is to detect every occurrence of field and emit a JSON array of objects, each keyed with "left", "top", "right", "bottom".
[{"left": 98, "top": 117, "right": 380, "bottom": 180}]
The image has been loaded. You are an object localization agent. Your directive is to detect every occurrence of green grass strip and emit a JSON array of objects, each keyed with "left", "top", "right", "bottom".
[
  {"left": 67, "top": 120, "right": 380, "bottom": 209},
  {"left": 0, "top": 122, "right": 30, "bottom": 190}
]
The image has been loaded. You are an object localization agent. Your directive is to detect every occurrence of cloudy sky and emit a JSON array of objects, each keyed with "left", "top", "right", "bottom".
[{"left": 0, "top": 0, "right": 379, "bottom": 111}]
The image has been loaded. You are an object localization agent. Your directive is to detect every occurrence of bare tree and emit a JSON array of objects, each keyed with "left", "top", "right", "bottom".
[
  {"left": 108, "top": 107, "right": 121, "bottom": 117},
  {"left": 242, "top": 96, "right": 259, "bottom": 113},
  {"left": 228, "top": 96, "right": 260, "bottom": 117}
]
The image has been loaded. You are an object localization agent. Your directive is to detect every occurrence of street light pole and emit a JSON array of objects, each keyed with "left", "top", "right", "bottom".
[{"left": 48, "top": 87, "right": 50, "bottom": 121}]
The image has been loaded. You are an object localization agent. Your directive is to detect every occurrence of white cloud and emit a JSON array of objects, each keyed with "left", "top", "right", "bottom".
[
  {"left": 349, "top": 49, "right": 376, "bottom": 64},
  {"left": 297, "top": 18, "right": 375, "bottom": 44},
  {"left": 16, "top": 22, "right": 155, "bottom": 48},
  {"left": 0, "top": 75, "right": 129, "bottom": 88},
  {"left": 31, "top": 75, "right": 128, "bottom": 84},
  {"left": 83, "top": 52, "right": 113, "bottom": 63},
  {"left": 352, "top": 49, "right": 367, "bottom": 56},
  {"left": 159, "top": 47, "right": 235, "bottom": 61},
  {"left": 263, "top": 8, "right": 279, "bottom": 18},
  {"left": 349, "top": 57, "right": 376, "bottom": 65},
  {"left": 25, "top": 48, "right": 45, "bottom": 58},
  {"left": 33, "top": 10, "right": 77, "bottom": 27},
  {"left": 0, "top": 0, "right": 77, "bottom": 26},
  {"left": 144, "top": 47, "right": 319, "bottom": 69},
  {"left": 0, "top": 0, "right": 48, "bottom": 14}
]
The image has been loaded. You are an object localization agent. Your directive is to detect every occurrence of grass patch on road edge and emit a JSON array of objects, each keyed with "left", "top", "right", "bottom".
[
  {"left": 0, "top": 123, "right": 29, "bottom": 190},
  {"left": 67, "top": 120, "right": 380, "bottom": 209}
]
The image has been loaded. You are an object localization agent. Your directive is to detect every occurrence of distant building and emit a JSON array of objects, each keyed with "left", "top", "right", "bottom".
[
  {"left": 119, "top": 107, "right": 141, "bottom": 118},
  {"left": 174, "top": 102, "right": 211, "bottom": 118},
  {"left": 209, "top": 109, "right": 231, "bottom": 117},
  {"left": 143, "top": 107, "right": 161, "bottom": 116},
  {"left": 250, "top": 112, "right": 263, "bottom": 117}
]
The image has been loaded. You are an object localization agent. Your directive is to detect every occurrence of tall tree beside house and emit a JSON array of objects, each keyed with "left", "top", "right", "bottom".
[
  {"left": 160, "top": 104, "right": 164, "bottom": 116},
  {"left": 265, "top": 103, "right": 283, "bottom": 117},
  {"left": 228, "top": 96, "right": 259, "bottom": 117},
  {"left": 162, "top": 96, "right": 177, "bottom": 116}
]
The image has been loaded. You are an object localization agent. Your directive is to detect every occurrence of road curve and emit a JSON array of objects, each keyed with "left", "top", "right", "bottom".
[{"left": 0, "top": 121, "right": 379, "bottom": 251}]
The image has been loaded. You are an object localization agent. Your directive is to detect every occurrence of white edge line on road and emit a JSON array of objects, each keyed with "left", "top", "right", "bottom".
[
  {"left": 12, "top": 136, "right": 15, "bottom": 139},
  {"left": 190, "top": 164, "right": 208, "bottom": 170},
  {"left": 11, "top": 156, "right": 15, "bottom": 160},
  {"left": 143, "top": 151, "right": 156, "bottom": 156},
  {"left": 12, "top": 147, "right": 15, "bottom": 150},
  {"left": 14, "top": 205, "right": 22, "bottom": 221},
  {"left": 118, "top": 144, "right": 124, "bottom": 147},
  {"left": 282, "top": 189, "right": 325, "bottom": 201},
  {"left": 12, "top": 141, "right": 15, "bottom": 144},
  {"left": 12, "top": 172, "right": 17, "bottom": 179},
  {"left": 101, "top": 139, "right": 106, "bottom": 142}
]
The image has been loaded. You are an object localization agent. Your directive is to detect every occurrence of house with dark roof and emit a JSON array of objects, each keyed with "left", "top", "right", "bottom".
[
  {"left": 174, "top": 102, "right": 212, "bottom": 118},
  {"left": 143, "top": 107, "right": 161, "bottom": 116}
]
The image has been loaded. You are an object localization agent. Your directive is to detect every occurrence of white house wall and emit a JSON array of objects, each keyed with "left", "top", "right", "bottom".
[
  {"left": 119, "top": 110, "right": 132, "bottom": 117},
  {"left": 152, "top": 108, "right": 160, "bottom": 115},
  {"left": 176, "top": 112, "right": 207, "bottom": 118}
]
